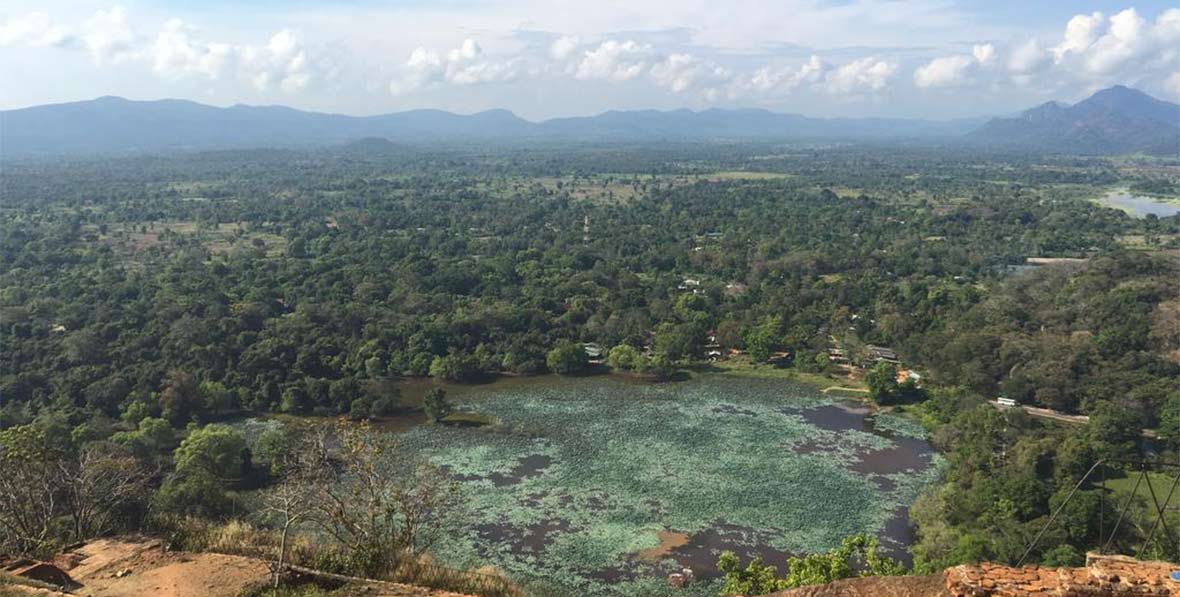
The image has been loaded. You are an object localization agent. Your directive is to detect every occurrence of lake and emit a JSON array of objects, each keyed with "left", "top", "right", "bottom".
[
  {"left": 1100, "top": 190, "right": 1180, "bottom": 218},
  {"left": 392, "top": 375, "right": 942, "bottom": 596}
]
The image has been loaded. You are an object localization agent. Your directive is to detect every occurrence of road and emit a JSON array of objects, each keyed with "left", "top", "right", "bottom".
[{"left": 993, "top": 402, "right": 1159, "bottom": 439}]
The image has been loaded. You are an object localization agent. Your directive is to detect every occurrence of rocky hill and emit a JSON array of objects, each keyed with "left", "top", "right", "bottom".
[{"left": 969, "top": 85, "right": 1180, "bottom": 155}]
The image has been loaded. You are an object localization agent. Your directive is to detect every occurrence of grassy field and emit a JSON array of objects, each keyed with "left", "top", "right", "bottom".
[
  {"left": 697, "top": 357, "right": 868, "bottom": 392},
  {"left": 80, "top": 220, "right": 288, "bottom": 259},
  {"left": 1102, "top": 470, "right": 1180, "bottom": 510}
]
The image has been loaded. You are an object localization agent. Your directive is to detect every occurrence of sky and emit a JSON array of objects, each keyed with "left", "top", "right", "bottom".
[{"left": 1, "top": 1, "right": 1178, "bottom": 120}]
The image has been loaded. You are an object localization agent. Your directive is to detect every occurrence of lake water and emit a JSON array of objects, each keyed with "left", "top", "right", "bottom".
[
  {"left": 1101, "top": 191, "right": 1180, "bottom": 218},
  {"left": 390, "top": 374, "right": 942, "bottom": 596}
]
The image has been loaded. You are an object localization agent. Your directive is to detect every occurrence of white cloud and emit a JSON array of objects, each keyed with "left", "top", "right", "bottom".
[
  {"left": 825, "top": 56, "right": 896, "bottom": 94},
  {"left": 914, "top": 44, "right": 995, "bottom": 89},
  {"left": 244, "top": 30, "right": 313, "bottom": 92},
  {"left": 1083, "top": 8, "right": 1146, "bottom": 75},
  {"left": 0, "top": 12, "right": 68, "bottom": 47},
  {"left": 391, "top": 38, "right": 519, "bottom": 95},
  {"left": 1166, "top": 72, "right": 1180, "bottom": 99},
  {"left": 1040, "top": 8, "right": 1180, "bottom": 88},
  {"left": 4, "top": 3, "right": 1179, "bottom": 116},
  {"left": 649, "top": 53, "right": 729, "bottom": 94},
  {"left": 914, "top": 54, "right": 973, "bottom": 88},
  {"left": 152, "top": 19, "right": 232, "bottom": 79},
  {"left": 574, "top": 39, "right": 652, "bottom": 81},
  {"left": 549, "top": 35, "right": 579, "bottom": 61},
  {"left": 649, "top": 53, "right": 696, "bottom": 93},
  {"left": 150, "top": 20, "right": 313, "bottom": 93},
  {"left": 81, "top": 5, "right": 137, "bottom": 65},
  {"left": 1052, "top": 11, "right": 1105, "bottom": 62},
  {"left": 1007, "top": 38, "right": 1050, "bottom": 74},
  {"left": 972, "top": 43, "right": 996, "bottom": 65},
  {"left": 739, "top": 55, "right": 825, "bottom": 95}
]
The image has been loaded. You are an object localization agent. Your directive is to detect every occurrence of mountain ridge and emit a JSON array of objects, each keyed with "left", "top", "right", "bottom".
[
  {"left": 1, "top": 86, "right": 1176, "bottom": 156},
  {"left": 969, "top": 85, "right": 1179, "bottom": 154}
]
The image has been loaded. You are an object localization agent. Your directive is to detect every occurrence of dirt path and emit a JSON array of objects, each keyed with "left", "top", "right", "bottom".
[
  {"left": 5, "top": 537, "right": 473, "bottom": 597},
  {"left": 821, "top": 386, "right": 869, "bottom": 394},
  {"left": 54, "top": 538, "right": 271, "bottom": 597}
]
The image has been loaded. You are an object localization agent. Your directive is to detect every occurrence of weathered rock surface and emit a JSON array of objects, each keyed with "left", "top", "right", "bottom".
[
  {"left": 946, "top": 554, "right": 1178, "bottom": 596},
  {"left": 757, "top": 554, "right": 1178, "bottom": 597}
]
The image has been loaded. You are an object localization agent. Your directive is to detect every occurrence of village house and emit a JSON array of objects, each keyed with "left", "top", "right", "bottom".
[
  {"left": 582, "top": 342, "right": 604, "bottom": 361},
  {"left": 896, "top": 369, "right": 922, "bottom": 384},
  {"left": 866, "top": 345, "right": 900, "bottom": 364}
]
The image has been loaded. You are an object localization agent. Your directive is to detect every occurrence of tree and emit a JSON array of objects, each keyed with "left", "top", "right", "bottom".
[
  {"left": 429, "top": 353, "right": 481, "bottom": 382},
  {"left": 159, "top": 370, "right": 204, "bottom": 426},
  {"left": 308, "top": 425, "right": 463, "bottom": 576},
  {"left": 259, "top": 429, "right": 326, "bottom": 588},
  {"left": 0, "top": 426, "right": 149, "bottom": 556},
  {"left": 280, "top": 385, "right": 311, "bottom": 414},
  {"left": 607, "top": 344, "right": 646, "bottom": 373},
  {"left": 1086, "top": 401, "right": 1143, "bottom": 461},
  {"left": 1159, "top": 393, "right": 1180, "bottom": 452},
  {"left": 60, "top": 442, "right": 151, "bottom": 543},
  {"left": 547, "top": 341, "right": 589, "bottom": 375},
  {"left": 1041, "top": 544, "right": 1083, "bottom": 567},
  {"left": 673, "top": 293, "right": 712, "bottom": 324},
  {"left": 63, "top": 329, "right": 105, "bottom": 365},
  {"left": 391, "top": 463, "right": 464, "bottom": 556},
  {"left": 648, "top": 353, "right": 676, "bottom": 380},
  {"left": 423, "top": 387, "right": 452, "bottom": 423},
  {"left": 199, "top": 381, "right": 237, "bottom": 412},
  {"left": 744, "top": 318, "right": 781, "bottom": 363},
  {"left": 0, "top": 425, "right": 69, "bottom": 555},
  {"left": 362, "top": 377, "right": 402, "bottom": 416},
  {"left": 111, "top": 417, "right": 175, "bottom": 462},
  {"left": 867, "top": 362, "right": 901, "bottom": 404},
  {"left": 254, "top": 427, "right": 296, "bottom": 478},
  {"left": 173, "top": 424, "right": 249, "bottom": 481},
  {"left": 653, "top": 322, "right": 704, "bottom": 361},
  {"left": 715, "top": 320, "right": 743, "bottom": 351}
]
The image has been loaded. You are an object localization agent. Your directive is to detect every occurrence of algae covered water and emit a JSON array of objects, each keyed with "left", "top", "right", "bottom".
[{"left": 396, "top": 375, "right": 943, "bottom": 596}]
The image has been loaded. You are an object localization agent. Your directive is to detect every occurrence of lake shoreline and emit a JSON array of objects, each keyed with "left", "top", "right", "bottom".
[{"left": 1095, "top": 188, "right": 1180, "bottom": 218}]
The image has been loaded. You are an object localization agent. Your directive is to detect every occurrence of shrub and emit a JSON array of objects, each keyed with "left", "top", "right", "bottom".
[
  {"left": 546, "top": 341, "right": 589, "bottom": 375},
  {"left": 424, "top": 388, "right": 452, "bottom": 423},
  {"left": 430, "top": 353, "right": 482, "bottom": 382},
  {"left": 1041, "top": 544, "right": 1083, "bottom": 567},
  {"left": 718, "top": 534, "right": 906, "bottom": 593}
]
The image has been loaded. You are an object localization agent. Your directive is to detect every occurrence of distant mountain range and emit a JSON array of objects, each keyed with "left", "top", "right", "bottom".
[
  {"left": 1, "top": 86, "right": 1176, "bottom": 156},
  {"left": 968, "top": 85, "right": 1179, "bottom": 155}
]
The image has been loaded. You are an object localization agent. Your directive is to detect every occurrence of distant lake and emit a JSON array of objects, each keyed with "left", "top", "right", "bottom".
[{"left": 1100, "top": 190, "right": 1180, "bottom": 218}]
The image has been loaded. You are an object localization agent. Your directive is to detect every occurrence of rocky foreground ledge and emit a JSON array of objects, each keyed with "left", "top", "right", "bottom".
[
  {"left": 5, "top": 541, "right": 1176, "bottom": 597},
  {"left": 944, "top": 554, "right": 1177, "bottom": 597},
  {"left": 1, "top": 537, "right": 473, "bottom": 597},
  {"left": 760, "top": 553, "right": 1178, "bottom": 597}
]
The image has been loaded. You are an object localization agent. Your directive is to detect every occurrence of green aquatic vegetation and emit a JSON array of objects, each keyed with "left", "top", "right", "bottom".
[
  {"left": 870, "top": 411, "right": 929, "bottom": 440},
  {"left": 396, "top": 375, "right": 941, "bottom": 596}
]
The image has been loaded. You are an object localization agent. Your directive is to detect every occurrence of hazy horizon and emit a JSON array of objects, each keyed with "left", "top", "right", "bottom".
[{"left": 2, "top": 1, "right": 1178, "bottom": 120}]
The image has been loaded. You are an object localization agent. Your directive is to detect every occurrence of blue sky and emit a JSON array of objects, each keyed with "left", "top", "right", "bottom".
[{"left": 1, "top": 1, "right": 1178, "bottom": 119}]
